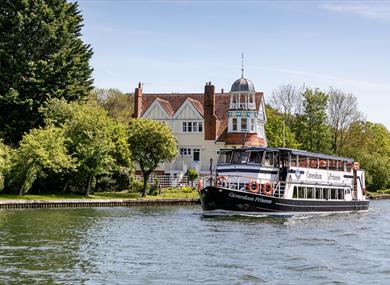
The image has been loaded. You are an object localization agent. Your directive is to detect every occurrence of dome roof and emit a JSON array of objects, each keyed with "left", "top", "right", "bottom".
[{"left": 230, "top": 77, "right": 255, "bottom": 92}]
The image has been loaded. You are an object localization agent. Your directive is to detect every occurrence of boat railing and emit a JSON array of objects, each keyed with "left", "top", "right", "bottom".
[{"left": 200, "top": 175, "right": 287, "bottom": 198}]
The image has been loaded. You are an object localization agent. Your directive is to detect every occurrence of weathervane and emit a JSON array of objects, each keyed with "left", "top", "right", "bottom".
[{"left": 241, "top": 52, "right": 244, "bottom": 78}]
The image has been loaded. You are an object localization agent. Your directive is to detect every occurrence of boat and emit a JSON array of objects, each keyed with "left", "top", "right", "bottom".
[{"left": 198, "top": 147, "right": 370, "bottom": 217}]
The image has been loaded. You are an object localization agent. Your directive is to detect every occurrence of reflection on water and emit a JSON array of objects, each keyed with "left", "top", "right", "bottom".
[{"left": 0, "top": 202, "right": 389, "bottom": 284}]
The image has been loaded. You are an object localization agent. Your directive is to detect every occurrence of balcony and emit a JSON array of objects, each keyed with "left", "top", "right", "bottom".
[{"left": 229, "top": 102, "right": 256, "bottom": 110}]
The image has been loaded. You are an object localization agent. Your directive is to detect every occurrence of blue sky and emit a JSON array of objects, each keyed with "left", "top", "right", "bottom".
[{"left": 76, "top": 0, "right": 390, "bottom": 128}]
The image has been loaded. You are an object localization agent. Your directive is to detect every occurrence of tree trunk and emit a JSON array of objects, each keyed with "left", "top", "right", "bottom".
[
  {"left": 62, "top": 178, "right": 70, "bottom": 193},
  {"left": 142, "top": 170, "right": 151, "bottom": 197},
  {"left": 85, "top": 175, "right": 93, "bottom": 197}
]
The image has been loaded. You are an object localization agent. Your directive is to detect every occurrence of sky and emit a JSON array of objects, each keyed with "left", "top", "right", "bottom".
[{"left": 76, "top": 0, "right": 390, "bottom": 129}]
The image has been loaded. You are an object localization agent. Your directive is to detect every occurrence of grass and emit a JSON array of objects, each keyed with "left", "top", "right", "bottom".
[
  {"left": 0, "top": 190, "right": 199, "bottom": 201},
  {"left": 367, "top": 190, "right": 390, "bottom": 197}
]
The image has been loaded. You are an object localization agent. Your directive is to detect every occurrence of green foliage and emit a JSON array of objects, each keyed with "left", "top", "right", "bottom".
[
  {"left": 187, "top": 169, "right": 198, "bottom": 183},
  {"left": 181, "top": 186, "right": 194, "bottom": 193},
  {"left": 41, "top": 99, "right": 132, "bottom": 195},
  {"left": 0, "top": 140, "right": 12, "bottom": 191},
  {"left": 7, "top": 127, "right": 76, "bottom": 195},
  {"left": 297, "top": 88, "right": 331, "bottom": 153},
  {"left": 127, "top": 119, "right": 177, "bottom": 197},
  {"left": 0, "top": 0, "right": 93, "bottom": 145},
  {"left": 340, "top": 121, "right": 390, "bottom": 191},
  {"left": 265, "top": 106, "right": 298, "bottom": 148},
  {"left": 91, "top": 89, "right": 134, "bottom": 123},
  {"left": 129, "top": 179, "right": 145, "bottom": 193},
  {"left": 148, "top": 177, "right": 159, "bottom": 196}
]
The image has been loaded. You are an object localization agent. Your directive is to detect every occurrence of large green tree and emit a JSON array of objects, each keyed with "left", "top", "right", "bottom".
[
  {"left": 0, "top": 0, "right": 93, "bottom": 145},
  {"left": 127, "top": 119, "right": 177, "bottom": 197},
  {"left": 297, "top": 88, "right": 331, "bottom": 153},
  {"left": 42, "top": 99, "right": 132, "bottom": 196},
  {"left": 341, "top": 121, "right": 390, "bottom": 190}
]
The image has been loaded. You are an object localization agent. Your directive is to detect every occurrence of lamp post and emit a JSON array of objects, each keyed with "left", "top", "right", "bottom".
[{"left": 209, "top": 158, "right": 213, "bottom": 177}]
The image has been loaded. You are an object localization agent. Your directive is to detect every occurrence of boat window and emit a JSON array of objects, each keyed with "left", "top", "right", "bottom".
[
  {"left": 307, "top": 187, "right": 315, "bottom": 199},
  {"left": 293, "top": 187, "right": 298, "bottom": 198},
  {"left": 293, "top": 186, "right": 305, "bottom": 199},
  {"left": 299, "top": 156, "right": 308, "bottom": 167},
  {"left": 323, "top": 188, "right": 329, "bottom": 200},
  {"left": 315, "top": 188, "right": 323, "bottom": 199},
  {"left": 329, "top": 160, "right": 337, "bottom": 171},
  {"left": 248, "top": 151, "right": 263, "bottom": 164},
  {"left": 345, "top": 189, "right": 351, "bottom": 195},
  {"left": 338, "top": 189, "right": 344, "bottom": 200},
  {"left": 290, "top": 155, "right": 298, "bottom": 167},
  {"left": 273, "top": 152, "right": 279, "bottom": 167},
  {"left": 309, "top": 158, "right": 318, "bottom": 168},
  {"left": 330, "top": 188, "right": 337, "bottom": 200},
  {"left": 264, "top": 152, "right": 274, "bottom": 167},
  {"left": 346, "top": 162, "right": 353, "bottom": 172},
  {"left": 319, "top": 159, "right": 328, "bottom": 169},
  {"left": 341, "top": 161, "right": 346, "bottom": 172},
  {"left": 231, "top": 151, "right": 248, "bottom": 164},
  {"left": 218, "top": 151, "right": 232, "bottom": 165}
]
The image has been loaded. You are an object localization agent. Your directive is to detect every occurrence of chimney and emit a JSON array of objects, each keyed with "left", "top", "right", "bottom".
[
  {"left": 204, "top": 82, "right": 217, "bottom": 140},
  {"left": 133, "top": 82, "right": 142, "bottom": 118}
]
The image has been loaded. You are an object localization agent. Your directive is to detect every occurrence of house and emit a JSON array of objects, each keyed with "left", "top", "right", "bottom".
[{"left": 132, "top": 74, "right": 267, "bottom": 177}]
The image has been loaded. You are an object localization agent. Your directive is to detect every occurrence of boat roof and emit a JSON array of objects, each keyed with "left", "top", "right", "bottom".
[{"left": 218, "top": 147, "right": 354, "bottom": 162}]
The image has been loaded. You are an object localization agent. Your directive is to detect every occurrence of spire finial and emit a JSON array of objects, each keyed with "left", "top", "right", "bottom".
[{"left": 241, "top": 52, "right": 244, "bottom": 78}]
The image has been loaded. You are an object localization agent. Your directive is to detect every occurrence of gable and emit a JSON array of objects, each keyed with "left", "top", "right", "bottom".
[
  {"left": 173, "top": 99, "right": 203, "bottom": 120},
  {"left": 142, "top": 100, "right": 170, "bottom": 119}
]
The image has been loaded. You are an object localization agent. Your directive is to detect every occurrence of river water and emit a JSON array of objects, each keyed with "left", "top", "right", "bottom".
[{"left": 0, "top": 201, "right": 389, "bottom": 284}]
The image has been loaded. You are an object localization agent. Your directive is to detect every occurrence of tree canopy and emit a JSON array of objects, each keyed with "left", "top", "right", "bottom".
[
  {"left": 41, "top": 99, "right": 132, "bottom": 196},
  {"left": 265, "top": 106, "right": 298, "bottom": 149},
  {"left": 0, "top": 0, "right": 93, "bottom": 145},
  {"left": 7, "top": 126, "right": 76, "bottom": 195},
  {"left": 127, "top": 119, "right": 177, "bottom": 197}
]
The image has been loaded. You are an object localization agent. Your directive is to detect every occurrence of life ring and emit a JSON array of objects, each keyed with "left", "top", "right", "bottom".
[
  {"left": 216, "top": 176, "right": 228, "bottom": 188},
  {"left": 262, "top": 183, "right": 273, "bottom": 196},
  {"left": 197, "top": 179, "right": 203, "bottom": 192},
  {"left": 247, "top": 180, "right": 259, "bottom": 193}
]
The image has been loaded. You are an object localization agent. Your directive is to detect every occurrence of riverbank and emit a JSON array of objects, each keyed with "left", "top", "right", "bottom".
[
  {"left": 0, "top": 191, "right": 200, "bottom": 209},
  {"left": 0, "top": 197, "right": 199, "bottom": 209}
]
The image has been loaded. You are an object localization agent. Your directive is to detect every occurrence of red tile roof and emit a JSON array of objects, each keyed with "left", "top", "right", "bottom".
[
  {"left": 139, "top": 92, "right": 264, "bottom": 140},
  {"left": 155, "top": 98, "right": 174, "bottom": 117}
]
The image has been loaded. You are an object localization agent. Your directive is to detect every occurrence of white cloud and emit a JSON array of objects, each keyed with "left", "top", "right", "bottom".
[{"left": 321, "top": 2, "right": 390, "bottom": 19}]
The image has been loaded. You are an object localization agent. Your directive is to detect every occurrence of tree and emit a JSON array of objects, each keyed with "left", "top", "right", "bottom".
[
  {"left": 0, "top": 140, "right": 12, "bottom": 191},
  {"left": 299, "top": 88, "right": 331, "bottom": 153},
  {"left": 0, "top": 0, "right": 93, "bottom": 145},
  {"left": 7, "top": 127, "right": 76, "bottom": 195},
  {"left": 327, "top": 87, "right": 361, "bottom": 154},
  {"left": 41, "top": 99, "right": 132, "bottom": 196},
  {"left": 270, "top": 84, "right": 301, "bottom": 128},
  {"left": 90, "top": 88, "right": 134, "bottom": 123},
  {"left": 265, "top": 106, "right": 298, "bottom": 148},
  {"left": 187, "top": 169, "right": 198, "bottom": 187},
  {"left": 340, "top": 121, "right": 390, "bottom": 190},
  {"left": 127, "top": 119, "right": 177, "bottom": 197}
]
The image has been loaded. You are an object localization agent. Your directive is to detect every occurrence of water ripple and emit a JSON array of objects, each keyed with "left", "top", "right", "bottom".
[{"left": 0, "top": 201, "right": 389, "bottom": 284}]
